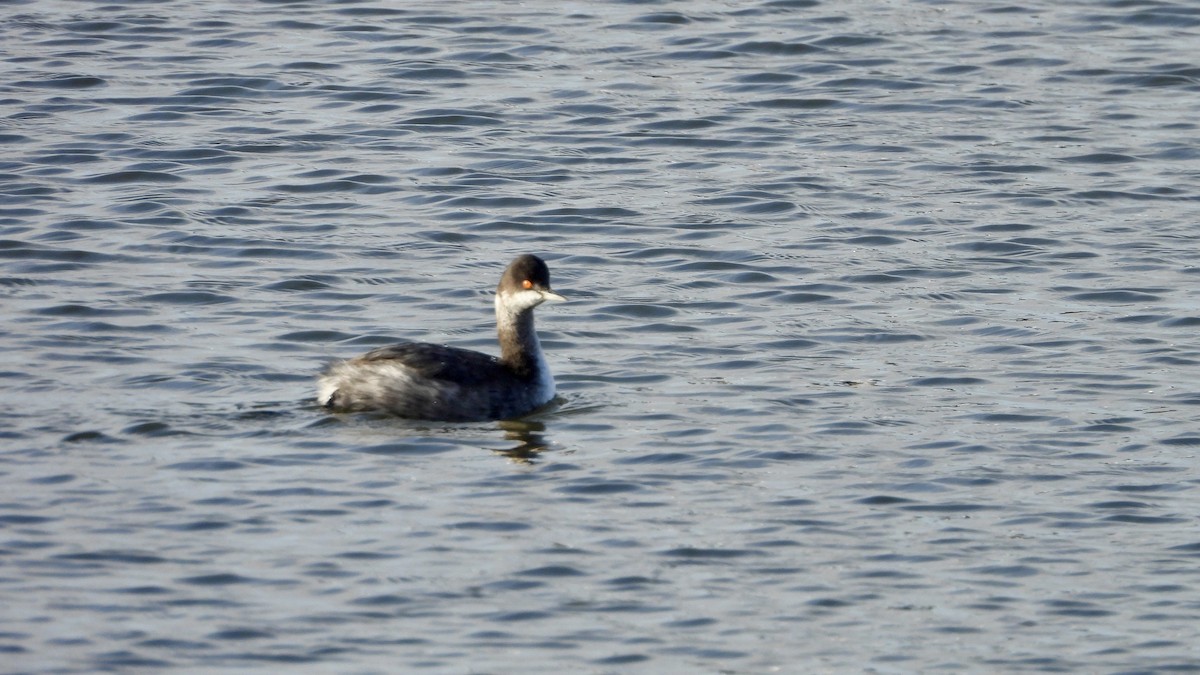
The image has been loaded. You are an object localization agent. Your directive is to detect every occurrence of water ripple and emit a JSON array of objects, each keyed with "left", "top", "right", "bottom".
[{"left": 2, "top": 0, "right": 1199, "bottom": 673}]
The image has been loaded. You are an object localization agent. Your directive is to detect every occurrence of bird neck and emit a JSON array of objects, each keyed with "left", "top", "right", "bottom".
[{"left": 495, "top": 294, "right": 542, "bottom": 376}]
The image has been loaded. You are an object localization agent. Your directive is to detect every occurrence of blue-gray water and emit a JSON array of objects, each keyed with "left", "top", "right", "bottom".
[{"left": 3, "top": 0, "right": 1200, "bottom": 672}]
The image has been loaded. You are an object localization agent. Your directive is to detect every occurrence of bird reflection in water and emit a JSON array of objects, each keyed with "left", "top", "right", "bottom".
[{"left": 495, "top": 419, "right": 553, "bottom": 463}]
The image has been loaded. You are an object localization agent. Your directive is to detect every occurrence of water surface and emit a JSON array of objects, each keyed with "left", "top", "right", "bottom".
[{"left": 3, "top": 0, "right": 1200, "bottom": 672}]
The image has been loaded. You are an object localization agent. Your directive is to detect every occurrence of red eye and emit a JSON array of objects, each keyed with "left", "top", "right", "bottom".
[{"left": 522, "top": 279, "right": 533, "bottom": 289}]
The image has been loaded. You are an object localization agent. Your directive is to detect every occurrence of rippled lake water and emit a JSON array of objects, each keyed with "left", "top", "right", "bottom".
[{"left": 3, "top": 0, "right": 1200, "bottom": 672}]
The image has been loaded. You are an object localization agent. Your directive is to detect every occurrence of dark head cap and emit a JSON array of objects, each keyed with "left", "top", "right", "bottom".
[{"left": 499, "top": 254, "right": 553, "bottom": 293}]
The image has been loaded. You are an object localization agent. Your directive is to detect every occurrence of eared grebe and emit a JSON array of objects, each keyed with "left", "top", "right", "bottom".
[{"left": 317, "top": 254, "right": 566, "bottom": 422}]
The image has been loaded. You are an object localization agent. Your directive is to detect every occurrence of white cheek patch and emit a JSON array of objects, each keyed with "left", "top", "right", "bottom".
[{"left": 498, "top": 289, "right": 546, "bottom": 314}]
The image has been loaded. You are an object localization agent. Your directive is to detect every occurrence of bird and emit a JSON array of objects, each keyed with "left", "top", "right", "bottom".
[{"left": 317, "top": 254, "right": 566, "bottom": 421}]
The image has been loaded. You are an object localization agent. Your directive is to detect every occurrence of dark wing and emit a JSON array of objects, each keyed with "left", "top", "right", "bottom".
[{"left": 351, "top": 342, "right": 507, "bottom": 386}]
